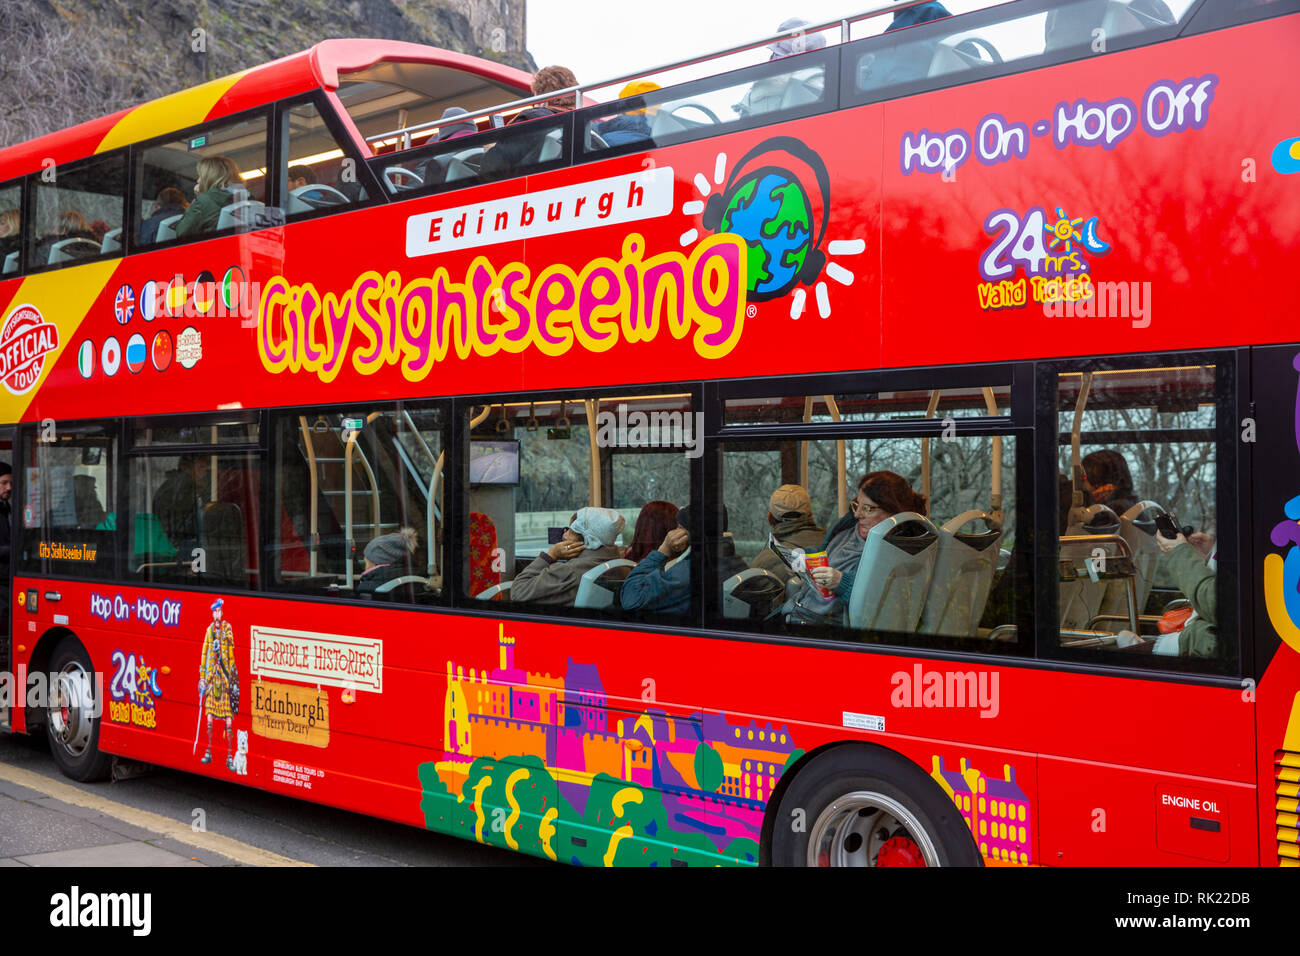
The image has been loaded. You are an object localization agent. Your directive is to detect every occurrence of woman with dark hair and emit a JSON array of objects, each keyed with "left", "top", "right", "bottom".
[
  {"left": 624, "top": 500, "right": 679, "bottom": 563},
  {"left": 1082, "top": 449, "right": 1137, "bottom": 516},
  {"left": 787, "top": 471, "right": 927, "bottom": 626}
]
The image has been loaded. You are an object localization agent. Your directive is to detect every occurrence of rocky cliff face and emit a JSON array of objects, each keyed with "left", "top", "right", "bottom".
[{"left": 0, "top": 0, "right": 534, "bottom": 147}]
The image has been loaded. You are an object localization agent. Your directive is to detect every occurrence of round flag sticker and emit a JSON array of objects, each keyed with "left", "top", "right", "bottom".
[
  {"left": 126, "top": 332, "right": 147, "bottom": 374},
  {"left": 166, "top": 275, "right": 186, "bottom": 316},
  {"left": 221, "top": 265, "right": 245, "bottom": 313},
  {"left": 151, "top": 330, "right": 173, "bottom": 372},
  {"left": 101, "top": 336, "right": 122, "bottom": 377},
  {"left": 140, "top": 280, "right": 158, "bottom": 321},
  {"left": 177, "top": 326, "right": 202, "bottom": 369},
  {"left": 113, "top": 283, "right": 135, "bottom": 324},
  {"left": 77, "top": 340, "right": 95, "bottom": 379},
  {"left": 194, "top": 270, "right": 216, "bottom": 314}
]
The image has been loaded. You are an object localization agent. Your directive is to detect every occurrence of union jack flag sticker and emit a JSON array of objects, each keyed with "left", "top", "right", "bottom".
[{"left": 114, "top": 283, "right": 135, "bottom": 325}]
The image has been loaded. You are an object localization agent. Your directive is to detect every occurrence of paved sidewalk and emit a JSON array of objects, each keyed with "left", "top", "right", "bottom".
[{"left": 0, "top": 771, "right": 239, "bottom": 866}]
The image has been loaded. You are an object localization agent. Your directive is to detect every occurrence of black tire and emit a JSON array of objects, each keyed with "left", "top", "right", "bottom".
[
  {"left": 45, "top": 636, "right": 112, "bottom": 782},
  {"left": 768, "top": 745, "right": 982, "bottom": 867}
]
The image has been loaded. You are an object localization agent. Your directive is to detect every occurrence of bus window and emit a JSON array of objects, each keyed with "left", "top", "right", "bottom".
[
  {"left": 28, "top": 153, "right": 124, "bottom": 270},
  {"left": 17, "top": 422, "right": 119, "bottom": 582},
  {"left": 724, "top": 386, "right": 1012, "bottom": 425},
  {"left": 135, "top": 113, "right": 269, "bottom": 246},
  {"left": 269, "top": 403, "right": 444, "bottom": 604},
  {"left": 283, "top": 100, "right": 367, "bottom": 216},
  {"left": 0, "top": 181, "right": 21, "bottom": 276},
  {"left": 1055, "top": 362, "right": 1225, "bottom": 666},
  {"left": 719, "top": 430, "right": 1020, "bottom": 650},
  {"left": 467, "top": 392, "right": 698, "bottom": 621}
]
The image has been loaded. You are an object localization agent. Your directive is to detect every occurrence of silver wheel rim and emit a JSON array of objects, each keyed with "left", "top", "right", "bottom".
[
  {"left": 49, "top": 662, "right": 95, "bottom": 758},
  {"left": 807, "top": 790, "right": 940, "bottom": 867}
]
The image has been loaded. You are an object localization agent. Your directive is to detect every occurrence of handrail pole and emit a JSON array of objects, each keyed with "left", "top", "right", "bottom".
[{"left": 298, "top": 417, "right": 319, "bottom": 577}]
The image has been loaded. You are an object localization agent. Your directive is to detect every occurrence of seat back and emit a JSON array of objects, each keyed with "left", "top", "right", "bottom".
[
  {"left": 847, "top": 512, "right": 939, "bottom": 631},
  {"left": 920, "top": 511, "right": 1003, "bottom": 636},
  {"left": 476, "top": 580, "right": 512, "bottom": 600},
  {"left": 2, "top": 251, "right": 17, "bottom": 274},
  {"left": 1059, "top": 503, "right": 1120, "bottom": 628},
  {"left": 48, "top": 238, "right": 101, "bottom": 264},
  {"left": 154, "top": 214, "right": 183, "bottom": 242},
  {"left": 1096, "top": 500, "right": 1165, "bottom": 620},
  {"left": 723, "top": 567, "right": 785, "bottom": 620},
  {"left": 100, "top": 227, "right": 122, "bottom": 253},
  {"left": 217, "top": 200, "right": 266, "bottom": 230},
  {"left": 287, "top": 184, "right": 350, "bottom": 214},
  {"left": 574, "top": 559, "right": 635, "bottom": 609},
  {"left": 538, "top": 128, "right": 564, "bottom": 162}
]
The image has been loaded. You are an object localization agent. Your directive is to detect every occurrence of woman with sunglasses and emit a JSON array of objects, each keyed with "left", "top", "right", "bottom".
[{"left": 787, "top": 471, "right": 927, "bottom": 626}]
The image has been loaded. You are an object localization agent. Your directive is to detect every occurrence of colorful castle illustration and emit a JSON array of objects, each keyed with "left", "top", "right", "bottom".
[
  {"left": 931, "top": 755, "right": 1032, "bottom": 865},
  {"left": 423, "top": 625, "right": 799, "bottom": 864}
]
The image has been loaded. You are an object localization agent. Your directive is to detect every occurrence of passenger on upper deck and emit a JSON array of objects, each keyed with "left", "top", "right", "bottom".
[
  {"left": 139, "top": 188, "right": 190, "bottom": 244},
  {"left": 750, "top": 484, "right": 825, "bottom": 584},
  {"left": 786, "top": 471, "right": 926, "bottom": 626},
  {"left": 512, "top": 506, "right": 624, "bottom": 606},
  {"left": 175, "top": 156, "right": 242, "bottom": 238},
  {"left": 34, "top": 210, "right": 96, "bottom": 264},
  {"left": 287, "top": 165, "right": 317, "bottom": 192},
  {"left": 0, "top": 208, "right": 20, "bottom": 262},
  {"left": 481, "top": 66, "right": 579, "bottom": 177},
  {"left": 624, "top": 500, "right": 679, "bottom": 563},
  {"left": 597, "top": 81, "right": 661, "bottom": 147},
  {"left": 886, "top": 0, "right": 952, "bottom": 32},
  {"left": 735, "top": 18, "right": 827, "bottom": 119},
  {"left": 435, "top": 106, "right": 478, "bottom": 142}
]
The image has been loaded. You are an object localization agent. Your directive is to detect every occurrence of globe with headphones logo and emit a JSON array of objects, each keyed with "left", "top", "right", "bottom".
[{"left": 701, "top": 136, "right": 830, "bottom": 303}]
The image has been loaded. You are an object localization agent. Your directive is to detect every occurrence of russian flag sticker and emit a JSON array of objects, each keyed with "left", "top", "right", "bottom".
[
  {"left": 77, "top": 340, "right": 95, "bottom": 379},
  {"left": 152, "top": 330, "right": 173, "bottom": 372},
  {"left": 140, "top": 280, "right": 158, "bottom": 321},
  {"left": 126, "top": 333, "right": 147, "bottom": 374},
  {"left": 101, "top": 337, "right": 121, "bottom": 377}
]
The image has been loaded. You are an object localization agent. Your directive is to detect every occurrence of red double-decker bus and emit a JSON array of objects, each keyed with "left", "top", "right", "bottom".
[{"left": 0, "top": 0, "right": 1298, "bottom": 867}]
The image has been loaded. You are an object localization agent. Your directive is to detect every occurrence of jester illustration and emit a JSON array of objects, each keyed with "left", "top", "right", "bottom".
[{"left": 195, "top": 598, "right": 240, "bottom": 771}]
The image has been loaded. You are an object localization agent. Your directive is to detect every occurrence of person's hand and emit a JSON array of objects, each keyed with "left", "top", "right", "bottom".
[
  {"left": 547, "top": 539, "right": 584, "bottom": 561},
  {"left": 811, "top": 565, "right": 842, "bottom": 590},
  {"left": 658, "top": 527, "right": 689, "bottom": 558},
  {"left": 1155, "top": 531, "right": 1186, "bottom": 555},
  {"left": 1188, "top": 532, "right": 1215, "bottom": 561}
]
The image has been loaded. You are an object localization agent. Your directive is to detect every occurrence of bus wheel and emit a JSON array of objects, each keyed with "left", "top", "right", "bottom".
[
  {"left": 45, "top": 637, "right": 111, "bottom": 782},
  {"left": 770, "top": 746, "right": 980, "bottom": 867}
]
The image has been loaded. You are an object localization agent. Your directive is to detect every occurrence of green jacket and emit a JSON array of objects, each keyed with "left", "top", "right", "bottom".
[
  {"left": 1165, "top": 542, "right": 1217, "bottom": 658},
  {"left": 175, "top": 187, "right": 235, "bottom": 237}
]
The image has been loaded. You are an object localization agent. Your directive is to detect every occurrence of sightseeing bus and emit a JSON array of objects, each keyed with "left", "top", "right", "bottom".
[{"left": 0, "top": 0, "right": 1298, "bottom": 867}]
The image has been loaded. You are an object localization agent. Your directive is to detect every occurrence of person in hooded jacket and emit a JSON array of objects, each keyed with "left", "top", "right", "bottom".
[
  {"left": 512, "top": 506, "right": 625, "bottom": 606},
  {"left": 621, "top": 505, "right": 748, "bottom": 616},
  {"left": 596, "top": 81, "right": 661, "bottom": 146}
]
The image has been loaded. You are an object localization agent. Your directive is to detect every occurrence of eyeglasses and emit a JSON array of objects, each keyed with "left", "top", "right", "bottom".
[{"left": 851, "top": 500, "right": 881, "bottom": 516}]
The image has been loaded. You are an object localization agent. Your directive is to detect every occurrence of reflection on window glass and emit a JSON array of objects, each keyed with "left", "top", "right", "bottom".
[
  {"left": 132, "top": 418, "right": 259, "bottom": 447},
  {"left": 30, "top": 154, "right": 124, "bottom": 268},
  {"left": 285, "top": 101, "right": 366, "bottom": 213},
  {"left": 270, "top": 405, "right": 443, "bottom": 604},
  {"left": 719, "top": 432, "right": 1018, "bottom": 645},
  {"left": 724, "top": 387, "right": 1010, "bottom": 426},
  {"left": 130, "top": 452, "right": 260, "bottom": 589},
  {"left": 1055, "top": 364, "right": 1221, "bottom": 665},
  {"left": 136, "top": 115, "right": 268, "bottom": 244},
  {"left": 19, "top": 423, "right": 118, "bottom": 581}
]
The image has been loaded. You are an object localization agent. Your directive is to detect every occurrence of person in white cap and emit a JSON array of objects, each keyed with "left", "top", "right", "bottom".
[
  {"left": 750, "top": 484, "right": 825, "bottom": 584},
  {"left": 735, "top": 17, "right": 828, "bottom": 118},
  {"left": 512, "top": 506, "right": 625, "bottom": 606}
]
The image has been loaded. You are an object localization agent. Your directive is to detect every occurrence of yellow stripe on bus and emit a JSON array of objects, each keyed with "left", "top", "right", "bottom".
[
  {"left": 0, "top": 259, "right": 119, "bottom": 424},
  {"left": 95, "top": 70, "right": 252, "bottom": 154}
]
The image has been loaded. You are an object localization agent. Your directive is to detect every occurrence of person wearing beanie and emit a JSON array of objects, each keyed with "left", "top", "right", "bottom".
[
  {"left": 512, "top": 505, "right": 624, "bottom": 606},
  {"left": 596, "top": 80, "right": 661, "bottom": 147},
  {"left": 356, "top": 527, "right": 418, "bottom": 598},
  {"left": 750, "top": 483, "right": 825, "bottom": 584},
  {"left": 736, "top": 18, "right": 828, "bottom": 118},
  {"left": 435, "top": 106, "right": 478, "bottom": 142},
  {"left": 622, "top": 505, "right": 749, "bottom": 616}
]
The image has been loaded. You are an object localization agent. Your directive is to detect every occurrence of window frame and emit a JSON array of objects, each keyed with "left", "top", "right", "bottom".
[
  {"left": 1033, "top": 349, "right": 1241, "bottom": 678},
  {"left": 0, "top": 174, "right": 27, "bottom": 279},
  {"left": 703, "top": 363, "right": 1035, "bottom": 656},
  {"left": 23, "top": 150, "right": 128, "bottom": 275},
  {"left": 274, "top": 91, "right": 386, "bottom": 227},
  {"left": 127, "top": 105, "right": 275, "bottom": 256}
]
